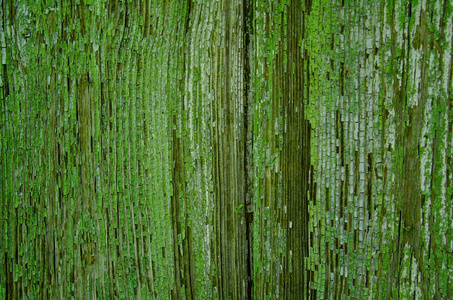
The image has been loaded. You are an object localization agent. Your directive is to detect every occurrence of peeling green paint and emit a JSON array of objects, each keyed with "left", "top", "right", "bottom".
[{"left": 1, "top": 0, "right": 452, "bottom": 299}]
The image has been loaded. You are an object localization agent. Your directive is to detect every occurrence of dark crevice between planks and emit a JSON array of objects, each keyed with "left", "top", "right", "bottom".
[{"left": 243, "top": 0, "right": 253, "bottom": 299}]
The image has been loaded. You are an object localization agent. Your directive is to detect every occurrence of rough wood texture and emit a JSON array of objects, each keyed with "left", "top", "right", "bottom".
[{"left": 1, "top": 0, "right": 452, "bottom": 299}]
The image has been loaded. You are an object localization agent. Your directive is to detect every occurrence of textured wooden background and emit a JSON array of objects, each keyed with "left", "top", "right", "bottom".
[{"left": 1, "top": 0, "right": 452, "bottom": 298}]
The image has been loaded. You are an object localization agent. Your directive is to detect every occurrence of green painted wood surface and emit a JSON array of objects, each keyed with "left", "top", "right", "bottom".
[{"left": 1, "top": 0, "right": 452, "bottom": 299}]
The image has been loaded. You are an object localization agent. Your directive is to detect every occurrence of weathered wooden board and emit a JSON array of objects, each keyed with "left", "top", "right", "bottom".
[{"left": 1, "top": 0, "right": 451, "bottom": 298}]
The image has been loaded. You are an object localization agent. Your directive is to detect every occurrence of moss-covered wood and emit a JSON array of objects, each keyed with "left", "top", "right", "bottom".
[{"left": 1, "top": 0, "right": 452, "bottom": 299}]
